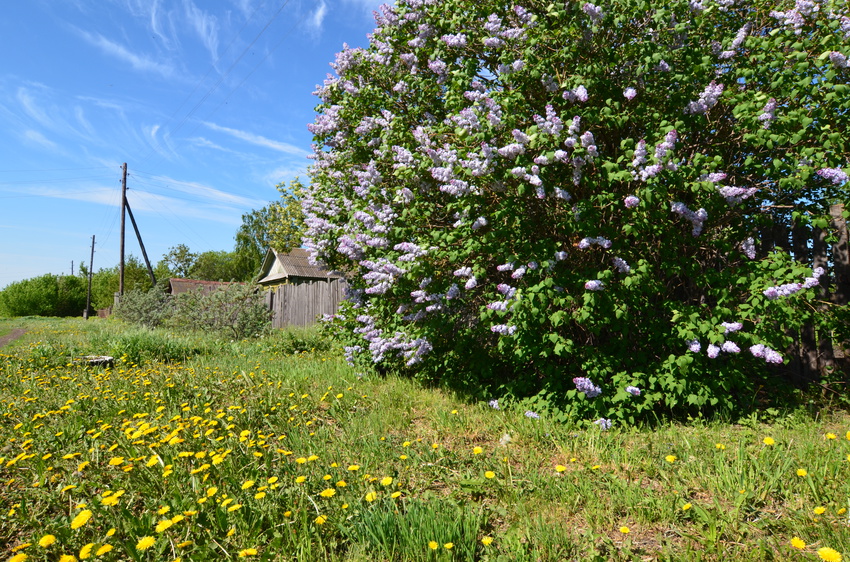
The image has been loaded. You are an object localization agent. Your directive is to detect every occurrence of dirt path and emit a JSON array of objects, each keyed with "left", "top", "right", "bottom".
[{"left": 0, "top": 329, "right": 26, "bottom": 348}]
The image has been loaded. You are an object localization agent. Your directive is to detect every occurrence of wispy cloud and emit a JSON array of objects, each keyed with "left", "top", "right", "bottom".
[
  {"left": 308, "top": 1, "right": 328, "bottom": 32},
  {"left": 76, "top": 29, "right": 175, "bottom": 78},
  {"left": 183, "top": 0, "right": 220, "bottom": 61},
  {"left": 16, "top": 87, "right": 52, "bottom": 128},
  {"left": 22, "top": 130, "right": 59, "bottom": 151},
  {"left": 203, "top": 122, "right": 310, "bottom": 157}
]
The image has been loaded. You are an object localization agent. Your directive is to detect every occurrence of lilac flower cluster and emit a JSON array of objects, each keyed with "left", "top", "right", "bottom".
[
  {"left": 741, "top": 237, "right": 756, "bottom": 259},
  {"left": 769, "top": 4, "right": 809, "bottom": 35},
  {"left": 562, "top": 85, "right": 589, "bottom": 103},
  {"left": 441, "top": 33, "right": 467, "bottom": 47},
  {"left": 763, "top": 267, "right": 825, "bottom": 299},
  {"left": 758, "top": 98, "right": 777, "bottom": 129},
  {"left": 720, "top": 321, "right": 743, "bottom": 334},
  {"left": 624, "top": 195, "right": 640, "bottom": 208},
  {"left": 574, "top": 377, "right": 601, "bottom": 398},
  {"left": 687, "top": 339, "right": 701, "bottom": 353},
  {"left": 685, "top": 81, "right": 724, "bottom": 114},
  {"left": 594, "top": 418, "right": 612, "bottom": 430},
  {"left": 625, "top": 386, "right": 641, "bottom": 396},
  {"left": 671, "top": 202, "right": 708, "bottom": 237},
  {"left": 488, "top": 399, "right": 499, "bottom": 410},
  {"left": 533, "top": 105, "right": 564, "bottom": 137},
  {"left": 632, "top": 130, "right": 678, "bottom": 181},
  {"left": 817, "top": 168, "right": 848, "bottom": 185},
  {"left": 525, "top": 410, "right": 540, "bottom": 419},
  {"left": 582, "top": 3, "right": 603, "bottom": 24},
  {"left": 829, "top": 51, "right": 848, "bottom": 69},
  {"left": 750, "top": 344, "right": 783, "bottom": 364},
  {"left": 612, "top": 257, "right": 631, "bottom": 274},
  {"left": 624, "top": 87, "right": 637, "bottom": 100},
  {"left": 584, "top": 280, "right": 605, "bottom": 291},
  {"left": 491, "top": 324, "right": 517, "bottom": 336},
  {"left": 718, "top": 186, "right": 758, "bottom": 204},
  {"left": 718, "top": 24, "right": 750, "bottom": 59},
  {"left": 578, "top": 236, "right": 612, "bottom": 249}
]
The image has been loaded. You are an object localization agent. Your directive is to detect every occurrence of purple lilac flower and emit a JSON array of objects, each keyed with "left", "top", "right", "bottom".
[
  {"left": 488, "top": 399, "right": 500, "bottom": 410},
  {"left": 829, "top": 51, "right": 849, "bottom": 69},
  {"left": 574, "top": 377, "right": 602, "bottom": 398},
  {"left": 464, "top": 277, "right": 478, "bottom": 290},
  {"left": 612, "top": 257, "right": 630, "bottom": 273},
  {"left": 446, "top": 284, "right": 460, "bottom": 299},
  {"left": 625, "top": 386, "right": 641, "bottom": 396},
  {"left": 563, "top": 85, "right": 589, "bottom": 103},
  {"left": 594, "top": 418, "right": 612, "bottom": 430},
  {"left": 441, "top": 33, "right": 467, "bottom": 47},
  {"left": 707, "top": 344, "right": 720, "bottom": 359},
  {"left": 471, "top": 216, "right": 488, "bottom": 230},
  {"left": 758, "top": 98, "right": 777, "bottom": 129},
  {"left": 741, "top": 237, "right": 756, "bottom": 259},
  {"left": 496, "top": 283, "right": 516, "bottom": 297},
  {"left": 770, "top": 9, "right": 805, "bottom": 34},
  {"left": 624, "top": 195, "right": 640, "bottom": 208},
  {"left": 656, "top": 59, "right": 671, "bottom": 71},
  {"left": 685, "top": 81, "right": 724, "bottom": 114},
  {"left": 750, "top": 344, "right": 783, "bottom": 364},
  {"left": 671, "top": 202, "right": 708, "bottom": 237},
  {"left": 688, "top": 339, "right": 702, "bottom": 353},
  {"left": 525, "top": 410, "right": 540, "bottom": 419},
  {"left": 763, "top": 283, "right": 802, "bottom": 300},
  {"left": 511, "top": 266, "right": 527, "bottom": 279},
  {"left": 555, "top": 187, "right": 572, "bottom": 200},
  {"left": 582, "top": 3, "right": 603, "bottom": 23},
  {"left": 491, "top": 324, "right": 517, "bottom": 336},
  {"left": 585, "top": 280, "right": 605, "bottom": 291},
  {"left": 721, "top": 322, "right": 743, "bottom": 334},
  {"left": 497, "top": 262, "right": 515, "bottom": 272},
  {"left": 554, "top": 250, "right": 568, "bottom": 261},
  {"left": 817, "top": 168, "right": 848, "bottom": 185},
  {"left": 624, "top": 87, "right": 637, "bottom": 100},
  {"left": 721, "top": 341, "right": 740, "bottom": 353},
  {"left": 718, "top": 186, "right": 758, "bottom": 204},
  {"left": 454, "top": 266, "right": 472, "bottom": 277},
  {"left": 498, "top": 143, "right": 525, "bottom": 159}
]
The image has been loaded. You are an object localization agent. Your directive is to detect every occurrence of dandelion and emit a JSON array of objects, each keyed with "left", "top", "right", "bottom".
[
  {"left": 555, "top": 465, "right": 566, "bottom": 472},
  {"left": 348, "top": 465, "right": 360, "bottom": 471},
  {"left": 380, "top": 476, "right": 393, "bottom": 486},
  {"left": 791, "top": 537, "right": 806, "bottom": 549},
  {"left": 79, "top": 543, "right": 94, "bottom": 560},
  {"left": 241, "top": 480, "right": 255, "bottom": 490},
  {"left": 682, "top": 503, "right": 692, "bottom": 511},
  {"left": 444, "top": 543, "right": 454, "bottom": 549},
  {"left": 814, "top": 506, "right": 826, "bottom": 515},
  {"left": 715, "top": 443, "right": 726, "bottom": 450},
  {"left": 315, "top": 515, "right": 327, "bottom": 525},
  {"left": 826, "top": 433, "right": 837, "bottom": 440},
  {"left": 473, "top": 447, "right": 483, "bottom": 455},
  {"left": 365, "top": 492, "right": 377, "bottom": 502},
  {"left": 482, "top": 536, "right": 493, "bottom": 546},
  {"left": 39, "top": 535, "right": 57, "bottom": 547},
  {"left": 619, "top": 526, "right": 630, "bottom": 534},
  {"left": 817, "top": 547, "right": 842, "bottom": 562},
  {"left": 763, "top": 437, "right": 775, "bottom": 446},
  {"left": 797, "top": 469, "right": 808, "bottom": 477},
  {"left": 665, "top": 455, "right": 677, "bottom": 463},
  {"left": 228, "top": 504, "right": 243, "bottom": 512},
  {"left": 319, "top": 489, "right": 336, "bottom": 498},
  {"left": 429, "top": 541, "right": 439, "bottom": 550},
  {"left": 9, "top": 554, "right": 28, "bottom": 562},
  {"left": 58, "top": 556, "right": 77, "bottom": 562},
  {"left": 484, "top": 471, "right": 496, "bottom": 479},
  {"left": 238, "top": 548, "right": 258, "bottom": 557},
  {"left": 295, "top": 476, "right": 306, "bottom": 483},
  {"left": 136, "top": 536, "right": 156, "bottom": 551},
  {"left": 70, "top": 509, "right": 92, "bottom": 530}
]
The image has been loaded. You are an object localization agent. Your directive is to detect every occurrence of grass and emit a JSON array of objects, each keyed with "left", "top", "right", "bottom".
[{"left": 0, "top": 317, "right": 849, "bottom": 561}]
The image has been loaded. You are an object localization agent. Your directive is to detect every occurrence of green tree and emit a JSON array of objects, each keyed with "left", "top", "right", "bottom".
[
  {"left": 0, "top": 274, "right": 87, "bottom": 317},
  {"left": 190, "top": 250, "right": 242, "bottom": 281},
  {"left": 304, "top": 0, "right": 849, "bottom": 422},
  {"left": 163, "top": 244, "right": 197, "bottom": 278}
]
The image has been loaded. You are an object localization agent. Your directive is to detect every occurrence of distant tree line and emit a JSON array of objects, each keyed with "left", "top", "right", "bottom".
[{"left": 0, "top": 180, "right": 305, "bottom": 317}]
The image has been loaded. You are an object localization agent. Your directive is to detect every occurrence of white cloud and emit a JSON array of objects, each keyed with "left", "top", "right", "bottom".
[
  {"left": 308, "top": 1, "right": 328, "bottom": 31},
  {"left": 22, "top": 130, "right": 59, "bottom": 151},
  {"left": 183, "top": 0, "right": 220, "bottom": 61},
  {"left": 203, "top": 122, "right": 310, "bottom": 157},
  {"left": 76, "top": 29, "right": 175, "bottom": 78},
  {"left": 16, "top": 87, "right": 52, "bottom": 128}
]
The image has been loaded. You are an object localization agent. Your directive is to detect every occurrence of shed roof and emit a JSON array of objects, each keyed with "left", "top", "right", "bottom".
[
  {"left": 167, "top": 278, "right": 239, "bottom": 295},
  {"left": 257, "top": 248, "right": 342, "bottom": 285}
]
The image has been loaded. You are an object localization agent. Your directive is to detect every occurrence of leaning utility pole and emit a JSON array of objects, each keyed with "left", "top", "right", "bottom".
[
  {"left": 118, "top": 162, "right": 127, "bottom": 296},
  {"left": 84, "top": 235, "right": 95, "bottom": 319},
  {"left": 125, "top": 198, "right": 156, "bottom": 287}
]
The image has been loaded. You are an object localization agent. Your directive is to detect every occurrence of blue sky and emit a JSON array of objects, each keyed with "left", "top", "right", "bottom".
[{"left": 0, "top": 0, "right": 382, "bottom": 286}]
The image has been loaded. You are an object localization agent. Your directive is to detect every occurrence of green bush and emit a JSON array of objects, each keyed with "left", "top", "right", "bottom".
[
  {"left": 303, "top": 0, "right": 849, "bottom": 423},
  {"left": 0, "top": 274, "right": 87, "bottom": 317},
  {"left": 113, "top": 287, "right": 172, "bottom": 328},
  {"left": 170, "top": 283, "right": 272, "bottom": 340}
]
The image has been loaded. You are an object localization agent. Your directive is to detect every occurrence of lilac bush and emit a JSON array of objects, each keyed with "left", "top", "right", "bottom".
[{"left": 305, "top": 0, "right": 848, "bottom": 423}]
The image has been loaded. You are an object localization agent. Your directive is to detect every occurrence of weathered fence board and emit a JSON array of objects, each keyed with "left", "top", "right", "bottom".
[{"left": 264, "top": 279, "right": 346, "bottom": 328}]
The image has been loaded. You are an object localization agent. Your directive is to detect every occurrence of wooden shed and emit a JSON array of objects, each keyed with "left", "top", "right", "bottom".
[
  {"left": 167, "top": 278, "right": 238, "bottom": 295},
  {"left": 256, "top": 248, "right": 346, "bottom": 327}
]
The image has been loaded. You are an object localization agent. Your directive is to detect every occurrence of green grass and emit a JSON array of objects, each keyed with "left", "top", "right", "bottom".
[{"left": 1, "top": 317, "right": 849, "bottom": 561}]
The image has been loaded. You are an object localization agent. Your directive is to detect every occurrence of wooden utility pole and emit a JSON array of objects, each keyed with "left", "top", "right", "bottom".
[
  {"left": 125, "top": 199, "right": 156, "bottom": 287},
  {"left": 119, "top": 162, "right": 127, "bottom": 296},
  {"left": 85, "top": 235, "right": 95, "bottom": 319}
]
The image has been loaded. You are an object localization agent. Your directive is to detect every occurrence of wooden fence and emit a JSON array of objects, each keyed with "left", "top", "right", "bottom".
[
  {"left": 762, "top": 203, "right": 849, "bottom": 383},
  {"left": 263, "top": 279, "right": 346, "bottom": 328}
]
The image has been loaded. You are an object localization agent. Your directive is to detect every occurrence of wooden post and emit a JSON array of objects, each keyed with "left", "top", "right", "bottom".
[{"left": 119, "top": 163, "right": 127, "bottom": 296}]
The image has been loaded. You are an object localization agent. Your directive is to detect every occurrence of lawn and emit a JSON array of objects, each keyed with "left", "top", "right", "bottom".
[{"left": 0, "top": 317, "right": 848, "bottom": 561}]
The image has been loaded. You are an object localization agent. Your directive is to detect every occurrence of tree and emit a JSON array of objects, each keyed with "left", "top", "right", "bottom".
[
  {"left": 190, "top": 250, "right": 242, "bottom": 281},
  {"left": 163, "top": 244, "right": 197, "bottom": 278},
  {"left": 269, "top": 178, "right": 307, "bottom": 253},
  {"left": 304, "top": 0, "right": 849, "bottom": 422},
  {"left": 0, "top": 274, "right": 87, "bottom": 317}
]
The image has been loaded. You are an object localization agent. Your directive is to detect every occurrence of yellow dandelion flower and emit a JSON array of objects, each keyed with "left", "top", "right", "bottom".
[
  {"left": 797, "top": 469, "right": 808, "bottom": 477},
  {"left": 228, "top": 504, "right": 243, "bottom": 512},
  {"left": 839, "top": 508, "right": 847, "bottom": 515},
  {"left": 108, "top": 457, "right": 124, "bottom": 466},
  {"left": 336, "top": 480, "right": 347, "bottom": 487},
  {"left": 380, "top": 477, "right": 393, "bottom": 486},
  {"left": 157, "top": 506, "right": 171, "bottom": 515},
  {"left": 308, "top": 455, "right": 319, "bottom": 461},
  {"left": 682, "top": 503, "right": 692, "bottom": 511},
  {"left": 79, "top": 543, "right": 94, "bottom": 559},
  {"left": 206, "top": 487, "right": 218, "bottom": 497},
  {"left": 715, "top": 443, "right": 726, "bottom": 450},
  {"left": 665, "top": 455, "right": 676, "bottom": 463},
  {"left": 227, "top": 528, "right": 236, "bottom": 537},
  {"left": 481, "top": 537, "right": 493, "bottom": 546},
  {"left": 315, "top": 515, "right": 327, "bottom": 525},
  {"left": 484, "top": 471, "right": 495, "bottom": 479},
  {"left": 763, "top": 437, "right": 775, "bottom": 446},
  {"left": 817, "top": 547, "right": 842, "bottom": 562},
  {"left": 95, "top": 545, "right": 113, "bottom": 556},
  {"left": 61, "top": 485, "right": 77, "bottom": 493},
  {"left": 555, "top": 465, "right": 566, "bottom": 472},
  {"left": 105, "top": 528, "right": 116, "bottom": 537},
  {"left": 238, "top": 548, "right": 258, "bottom": 557},
  {"left": 267, "top": 477, "right": 278, "bottom": 484},
  {"left": 348, "top": 465, "right": 360, "bottom": 471},
  {"left": 155, "top": 519, "right": 174, "bottom": 533},
  {"left": 170, "top": 515, "right": 185, "bottom": 524},
  {"left": 136, "top": 536, "right": 156, "bottom": 551},
  {"left": 39, "top": 535, "right": 57, "bottom": 547},
  {"left": 319, "top": 489, "right": 336, "bottom": 498},
  {"left": 284, "top": 511, "right": 292, "bottom": 518},
  {"left": 295, "top": 457, "right": 307, "bottom": 464},
  {"left": 391, "top": 491, "right": 402, "bottom": 499},
  {"left": 70, "top": 509, "right": 93, "bottom": 530},
  {"left": 619, "top": 526, "right": 630, "bottom": 534},
  {"left": 473, "top": 447, "right": 483, "bottom": 455},
  {"left": 444, "top": 543, "right": 454, "bottom": 549},
  {"left": 826, "top": 433, "right": 837, "bottom": 440},
  {"left": 365, "top": 492, "right": 377, "bottom": 502},
  {"left": 791, "top": 537, "right": 806, "bottom": 549},
  {"left": 11, "top": 544, "right": 31, "bottom": 553},
  {"left": 254, "top": 492, "right": 266, "bottom": 499},
  {"left": 814, "top": 506, "right": 827, "bottom": 515},
  {"left": 399, "top": 455, "right": 408, "bottom": 460},
  {"left": 428, "top": 541, "right": 439, "bottom": 550},
  {"left": 58, "top": 556, "right": 77, "bottom": 562},
  {"left": 241, "top": 480, "right": 255, "bottom": 490},
  {"left": 295, "top": 476, "right": 306, "bottom": 483},
  {"left": 176, "top": 541, "right": 193, "bottom": 548},
  {"left": 8, "top": 553, "right": 28, "bottom": 562}
]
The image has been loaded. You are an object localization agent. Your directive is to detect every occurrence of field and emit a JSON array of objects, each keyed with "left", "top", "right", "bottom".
[{"left": 1, "top": 317, "right": 848, "bottom": 561}]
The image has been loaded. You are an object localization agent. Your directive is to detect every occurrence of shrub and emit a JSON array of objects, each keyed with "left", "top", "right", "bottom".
[
  {"left": 170, "top": 283, "right": 272, "bottom": 340},
  {"left": 0, "top": 274, "right": 87, "bottom": 317},
  {"left": 113, "top": 287, "right": 172, "bottom": 328},
  {"left": 303, "top": 0, "right": 849, "bottom": 423}
]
